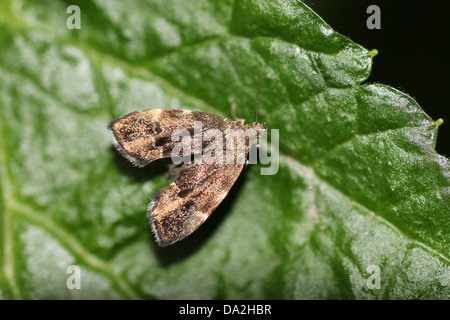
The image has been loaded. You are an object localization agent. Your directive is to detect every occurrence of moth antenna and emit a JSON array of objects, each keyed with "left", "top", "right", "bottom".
[
  {"left": 231, "top": 103, "right": 238, "bottom": 120},
  {"left": 231, "top": 103, "right": 246, "bottom": 125},
  {"left": 243, "top": 72, "right": 260, "bottom": 123},
  {"left": 255, "top": 78, "right": 260, "bottom": 123}
]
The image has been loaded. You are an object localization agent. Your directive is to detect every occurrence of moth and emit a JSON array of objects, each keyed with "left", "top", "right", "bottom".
[{"left": 108, "top": 108, "right": 267, "bottom": 246}]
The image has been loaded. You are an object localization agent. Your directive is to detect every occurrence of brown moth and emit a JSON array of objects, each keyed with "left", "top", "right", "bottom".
[{"left": 108, "top": 108, "right": 267, "bottom": 247}]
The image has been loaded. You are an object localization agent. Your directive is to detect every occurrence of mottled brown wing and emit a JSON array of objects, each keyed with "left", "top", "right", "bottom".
[
  {"left": 148, "top": 160, "right": 245, "bottom": 247},
  {"left": 107, "top": 109, "right": 238, "bottom": 167}
]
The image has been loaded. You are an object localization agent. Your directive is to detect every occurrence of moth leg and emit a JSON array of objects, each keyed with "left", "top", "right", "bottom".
[
  {"left": 166, "top": 162, "right": 193, "bottom": 182},
  {"left": 231, "top": 103, "right": 245, "bottom": 125}
]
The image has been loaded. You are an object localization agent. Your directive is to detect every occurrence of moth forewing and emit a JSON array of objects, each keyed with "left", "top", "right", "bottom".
[
  {"left": 148, "top": 161, "right": 246, "bottom": 246},
  {"left": 107, "top": 109, "right": 238, "bottom": 165}
]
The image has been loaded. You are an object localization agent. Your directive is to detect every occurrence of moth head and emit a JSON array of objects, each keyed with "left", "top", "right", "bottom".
[{"left": 248, "top": 121, "right": 268, "bottom": 138}]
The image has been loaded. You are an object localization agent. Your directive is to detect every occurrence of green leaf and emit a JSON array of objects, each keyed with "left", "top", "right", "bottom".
[{"left": 0, "top": 0, "right": 448, "bottom": 299}]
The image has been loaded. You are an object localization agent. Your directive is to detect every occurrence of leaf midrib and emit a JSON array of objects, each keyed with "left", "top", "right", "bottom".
[{"left": 0, "top": 115, "right": 20, "bottom": 299}]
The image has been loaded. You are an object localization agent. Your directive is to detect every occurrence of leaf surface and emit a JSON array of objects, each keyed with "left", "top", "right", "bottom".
[{"left": 0, "top": 0, "right": 448, "bottom": 299}]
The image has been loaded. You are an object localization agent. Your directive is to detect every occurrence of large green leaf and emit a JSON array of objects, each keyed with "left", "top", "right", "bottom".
[{"left": 0, "top": 0, "right": 448, "bottom": 299}]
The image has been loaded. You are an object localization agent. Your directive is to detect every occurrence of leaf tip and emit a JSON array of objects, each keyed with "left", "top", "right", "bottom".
[
  {"left": 368, "top": 49, "right": 379, "bottom": 58},
  {"left": 434, "top": 118, "right": 444, "bottom": 127}
]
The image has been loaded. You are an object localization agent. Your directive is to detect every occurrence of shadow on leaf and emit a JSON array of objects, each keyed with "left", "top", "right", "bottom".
[{"left": 110, "top": 145, "right": 170, "bottom": 183}]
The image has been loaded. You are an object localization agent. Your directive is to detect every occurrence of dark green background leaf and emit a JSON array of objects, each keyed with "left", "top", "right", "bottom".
[{"left": 0, "top": 0, "right": 448, "bottom": 299}]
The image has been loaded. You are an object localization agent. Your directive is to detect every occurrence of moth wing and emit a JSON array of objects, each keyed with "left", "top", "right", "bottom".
[
  {"left": 148, "top": 160, "right": 245, "bottom": 247},
  {"left": 107, "top": 109, "right": 236, "bottom": 167}
]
